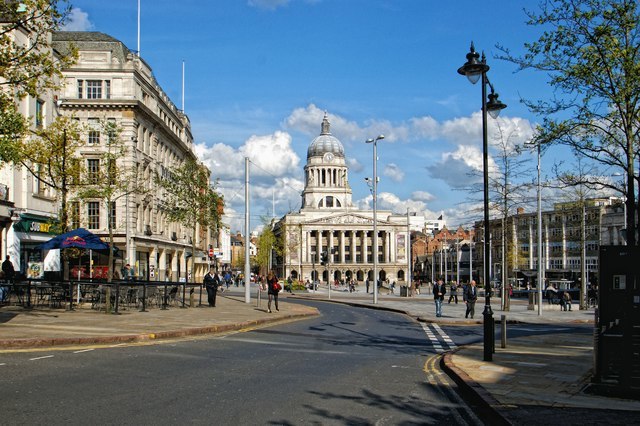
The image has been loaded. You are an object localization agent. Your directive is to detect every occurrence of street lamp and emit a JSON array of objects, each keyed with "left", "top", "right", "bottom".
[
  {"left": 366, "top": 134, "right": 385, "bottom": 304},
  {"left": 458, "top": 42, "right": 507, "bottom": 362},
  {"left": 525, "top": 139, "right": 545, "bottom": 315}
]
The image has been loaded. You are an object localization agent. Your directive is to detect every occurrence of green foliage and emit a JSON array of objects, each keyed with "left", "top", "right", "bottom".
[
  {"left": 0, "top": 0, "right": 77, "bottom": 165},
  {"left": 156, "top": 158, "right": 223, "bottom": 281},
  {"left": 496, "top": 0, "right": 640, "bottom": 244},
  {"left": 255, "top": 218, "right": 279, "bottom": 276}
]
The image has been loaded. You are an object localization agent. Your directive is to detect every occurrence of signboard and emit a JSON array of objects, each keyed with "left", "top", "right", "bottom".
[{"left": 209, "top": 248, "right": 214, "bottom": 258}]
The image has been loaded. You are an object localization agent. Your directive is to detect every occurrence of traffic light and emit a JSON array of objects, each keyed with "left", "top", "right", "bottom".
[{"left": 320, "top": 251, "right": 328, "bottom": 266}]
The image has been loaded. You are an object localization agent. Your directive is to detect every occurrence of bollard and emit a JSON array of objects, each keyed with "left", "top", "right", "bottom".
[
  {"left": 501, "top": 314, "right": 507, "bottom": 348},
  {"left": 189, "top": 287, "right": 195, "bottom": 307},
  {"left": 105, "top": 286, "right": 112, "bottom": 314}
]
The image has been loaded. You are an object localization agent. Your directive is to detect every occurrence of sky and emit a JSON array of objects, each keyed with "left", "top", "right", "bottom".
[{"left": 62, "top": 0, "right": 557, "bottom": 235}]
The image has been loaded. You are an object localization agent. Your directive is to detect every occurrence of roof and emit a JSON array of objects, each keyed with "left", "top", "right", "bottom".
[{"left": 307, "top": 114, "right": 345, "bottom": 159}]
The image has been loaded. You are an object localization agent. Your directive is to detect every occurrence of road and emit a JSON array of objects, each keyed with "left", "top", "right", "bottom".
[{"left": 0, "top": 300, "right": 491, "bottom": 425}]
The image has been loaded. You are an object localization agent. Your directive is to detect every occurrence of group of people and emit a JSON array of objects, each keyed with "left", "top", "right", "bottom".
[
  {"left": 433, "top": 278, "right": 478, "bottom": 318},
  {"left": 203, "top": 268, "right": 282, "bottom": 313}
]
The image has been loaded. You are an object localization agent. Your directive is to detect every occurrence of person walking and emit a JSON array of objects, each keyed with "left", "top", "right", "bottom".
[
  {"left": 433, "top": 278, "right": 446, "bottom": 317},
  {"left": 2, "top": 255, "right": 15, "bottom": 282},
  {"left": 365, "top": 278, "right": 370, "bottom": 293},
  {"left": 267, "top": 270, "right": 280, "bottom": 313},
  {"left": 465, "top": 280, "right": 478, "bottom": 319},
  {"left": 203, "top": 268, "right": 218, "bottom": 307},
  {"left": 448, "top": 281, "right": 458, "bottom": 304}
]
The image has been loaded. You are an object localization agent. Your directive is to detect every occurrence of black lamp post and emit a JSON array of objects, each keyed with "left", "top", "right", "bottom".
[{"left": 458, "top": 42, "right": 507, "bottom": 362}]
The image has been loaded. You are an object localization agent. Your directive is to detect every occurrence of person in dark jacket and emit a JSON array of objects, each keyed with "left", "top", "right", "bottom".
[
  {"left": 465, "top": 280, "right": 478, "bottom": 319},
  {"left": 203, "top": 268, "right": 218, "bottom": 307},
  {"left": 2, "top": 255, "right": 15, "bottom": 282},
  {"left": 267, "top": 270, "right": 280, "bottom": 313},
  {"left": 433, "top": 278, "right": 446, "bottom": 317}
]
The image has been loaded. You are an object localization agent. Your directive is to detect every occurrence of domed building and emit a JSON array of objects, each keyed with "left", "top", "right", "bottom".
[{"left": 275, "top": 114, "right": 410, "bottom": 288}]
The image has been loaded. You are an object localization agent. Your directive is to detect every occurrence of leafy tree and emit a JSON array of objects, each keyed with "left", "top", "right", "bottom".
[
  {"left": 74, "top": 120, "right": 142, "bottom": 281},
  {"left": 156, "top": 158, "right": 223, "bottom": 283},
  {"left": 21, "top": 115, "right": 85, "bottom": 232},
  {"left": 0, "top": 0, "right": 76, "bottom": 165},
  {"left": 496, "top": 0, "right": 640, "bottom": 245},
  {"left": 255, "top": 217, "right": 284, "bottom": 277}
]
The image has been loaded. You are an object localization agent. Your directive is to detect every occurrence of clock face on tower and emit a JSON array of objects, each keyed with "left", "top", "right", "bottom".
[{"left": 323, "top": 152, "right": 334, "bottom": 163}]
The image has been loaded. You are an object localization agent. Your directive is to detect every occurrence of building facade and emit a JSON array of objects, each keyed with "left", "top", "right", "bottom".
[
  {"left": 48, "top": 31, "right": 214, "bottom": 282},
  {"left": 275, "top": 115, "right": 410, "bottom": 285},
  {"left": 0, "top": 14, "right": 60, "bottom": 278},
  {"left": 473, "top": 198, "right": 625, "bottom": 288}
]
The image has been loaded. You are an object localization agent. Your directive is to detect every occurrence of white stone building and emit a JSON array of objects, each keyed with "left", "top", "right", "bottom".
[
  {"left": 49, "top": 32, "right": 214, "bottom": 282},
  {"left": 275, "top": 115, "right": 410, "bottom": 285}
]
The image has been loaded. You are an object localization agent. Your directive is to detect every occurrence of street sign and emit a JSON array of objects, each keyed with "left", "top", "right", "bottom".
[{"left": 209, "top": 248, "right": 214, "bottom": 258}]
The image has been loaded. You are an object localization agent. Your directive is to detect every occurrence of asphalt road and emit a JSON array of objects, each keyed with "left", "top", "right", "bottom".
[{"left": 0, "top": 300, "right": 488, "bottom": 425}]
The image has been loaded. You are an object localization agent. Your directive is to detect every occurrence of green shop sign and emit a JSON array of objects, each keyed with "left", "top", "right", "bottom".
[{"left": 13, "top": 214, "right": 57, "bottom": 234}]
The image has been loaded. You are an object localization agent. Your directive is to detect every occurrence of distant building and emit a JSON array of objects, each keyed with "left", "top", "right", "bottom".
[
  {"left": 275, "top": 115, "right": 410, "bottom": 284},
  {"left": 474, "top": 198, "right": 624, "bottom": 288}
]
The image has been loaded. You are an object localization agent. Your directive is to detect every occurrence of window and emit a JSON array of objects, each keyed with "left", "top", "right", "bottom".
[
  {"left": 105, "top": 80, "right": 111, "bottom": 99},
  {"left": 88, "top": 130, "right": 100, "bottom": 144},
  {"left": 70, "top": 202, "right": 80, "bottom": 229},
  {"left": 35, "top": 99, "right": 44, "bottom": 128},
  {"left": 87, "top": 202, "right": 100, "bottom": 229},
  {"left": 78, "top": 80, "right": 83, "bottom": 98},
  {"left": 87, "top": 159, "right": 100, "bottom": 184},
  {"left": 109, "top": 201, "right": 116, "bottom": 230},
  {"left": 86, "top": 80, "right": 102, "bottom": 99}
]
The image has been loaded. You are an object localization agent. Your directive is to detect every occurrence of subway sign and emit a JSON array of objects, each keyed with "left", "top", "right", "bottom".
[{"left": 13, "top": 216, "right": 56, "bottom": 234}]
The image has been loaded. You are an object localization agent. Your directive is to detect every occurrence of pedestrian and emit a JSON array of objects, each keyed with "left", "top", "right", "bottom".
[
  {"left": 287, "top": 276, "right": 293, "bottom": 293},
  {"left": 433, "top": 278, "right": 446, "bottom": 317},
  {"left": 203, "top": 268, "right": 218, "bottom": 307},
  {"left": 448, "top": 281, "right": 458, "bottom": 304},
  {"left": 545, "top": 281, "right": 557, "bottom": 304},
  {"left": 365, "top": 278, "right": 370, "bottom": 293},
  {"left": 120, "top": 263, "right": 133, "bottom": 280},
  {"left": 2, "top": 255, "right": 15, "bottom": 282},
  {"left": 267, "top": 270, "right": 280, "bottom": 313},
  {"left": 561, "top": 291, "right": 572, "bottom": 311},
  {"left": 465, "top": 280, "right": 478, "bottom": 319},
  {"left": 224, "top": 271, "right": 231, "bottom": 289}
]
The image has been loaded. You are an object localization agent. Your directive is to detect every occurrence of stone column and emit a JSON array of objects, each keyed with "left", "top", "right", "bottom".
[{"left": 340, "top": 231, "right": 346, "bottom": 263}]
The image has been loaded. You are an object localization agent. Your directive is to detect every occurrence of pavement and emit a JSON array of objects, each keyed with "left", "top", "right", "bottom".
[{"left": 1, "top": 286, "right": 639, "bottom": 424}]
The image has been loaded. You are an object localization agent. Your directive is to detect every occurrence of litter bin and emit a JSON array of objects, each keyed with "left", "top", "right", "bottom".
[
  {"left": 400, "top": 286, "right": 408, "bottom": 297},
  {"left": 528, "top": 291, "right": 535, "bottom": 310}
]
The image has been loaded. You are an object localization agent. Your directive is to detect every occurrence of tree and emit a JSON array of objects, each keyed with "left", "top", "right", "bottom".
[
  {"left": 255, "top": 218, "right": 284, "bottom": 277},
  {"left": 0, "top": 0, "right": 76, "bottom": 165},
  {"left": 156, "top": 158, "right": 223, "bottom": 284},
  {"left": 462, "top": 121, "right": 532, "bottom": 304},
  {"left": 75, "top": 120, "right": 143, "bottom": 281},
  {"left": 21, "top": 115, "right": 84, "bottom": 233},
  {"left": 497, "top": 0, "right": 640, "bottom": 245},
  {"left": 489, "top": 123, "right": 532, "bottom": 310}
]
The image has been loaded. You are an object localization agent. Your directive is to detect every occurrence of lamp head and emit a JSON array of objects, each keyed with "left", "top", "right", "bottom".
[
  {"left": 458, "top": 42, "right": 489, "bottom": 84},
  {"left": 487, "top": 91, "right": 507, "bottom": 118}
]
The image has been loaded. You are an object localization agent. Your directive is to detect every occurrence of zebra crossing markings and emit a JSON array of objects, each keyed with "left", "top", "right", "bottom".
[{"left": 421, "top": 323, "right": 456, "bottom": 353}]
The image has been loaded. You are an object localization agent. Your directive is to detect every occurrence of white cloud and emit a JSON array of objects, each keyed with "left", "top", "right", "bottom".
[
  {"left": 247, "top": 0, "right": 290, "bottom": 10},
  {"left": 412, "top": 191, "right": 435, "bottom": 202},
  {"left": 195, "top": 131, "right": 302, "bottom": 233},
  {"left": 62, "top": 8, "right": 94, "bottom": 31},
  {"left": 383, "top": 163, "right": 404, "bottom": 182}
]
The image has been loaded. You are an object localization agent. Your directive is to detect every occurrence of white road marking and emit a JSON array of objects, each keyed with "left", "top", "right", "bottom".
[
  {"left": 73, "top": 349, "right": 95, "bottom": 354},
  {"left": 29, "top": 355, "right": 54, "bottom": 361},
  {"left": 431, "top": 323, "right": 458, "bottom": 350}
]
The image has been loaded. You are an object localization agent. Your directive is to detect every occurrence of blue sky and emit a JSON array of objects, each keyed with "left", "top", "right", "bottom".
[{"left": 64, "top": 0, "right": 555, "bottom": 234}]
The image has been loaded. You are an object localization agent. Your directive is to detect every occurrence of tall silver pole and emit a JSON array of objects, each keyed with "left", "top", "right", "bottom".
[
  {"left": 536, "top": 143, "right": 543, "bottom": 315},
  {"left": 470, "top": 242, "right": 473, "bottom": 282},
  {"left": 407, "top": 209, "right": 411, "bottom": 297},
  {"left": 373, "top": 139, "right": 378, "bottom": 304},
  {"left": 244, "top": 157, "right": 251, "bottom": 304},
  {"left": 456, "top": 239, "right": 460, "bottom": 285}
]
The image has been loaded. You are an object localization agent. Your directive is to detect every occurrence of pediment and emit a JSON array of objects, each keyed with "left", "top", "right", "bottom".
[{"left": 306, "top": 213, "right": 385, "bottom": 226}]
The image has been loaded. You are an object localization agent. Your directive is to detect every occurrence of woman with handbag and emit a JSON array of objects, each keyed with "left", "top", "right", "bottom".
[{"left": 267, "top": 270, "right": 280, "bottom": 313}]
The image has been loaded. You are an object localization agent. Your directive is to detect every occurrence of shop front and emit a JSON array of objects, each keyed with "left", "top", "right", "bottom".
[{"left": 8, "top": 213, "right": 58, "bottom": 279}]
